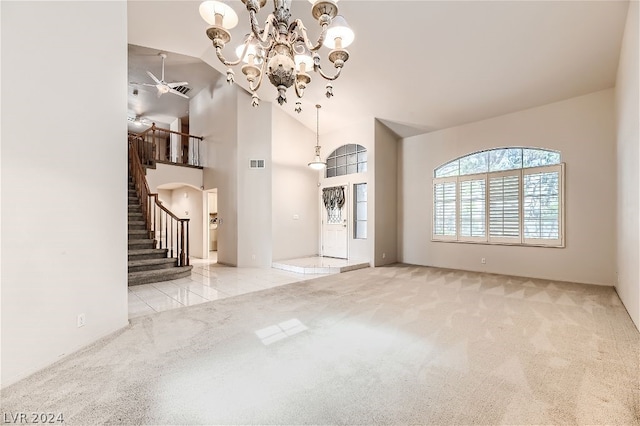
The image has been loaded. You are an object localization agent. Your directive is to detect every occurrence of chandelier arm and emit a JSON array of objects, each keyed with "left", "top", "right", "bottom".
[
  {"left": 215, "top": 46, "right": 245, "bottom": 67},
  {"left": 315, "top": 64, "right": 343, "bottom": 81},
  {"left": 293, "top": 19, "right": 328, "bottom": 52},
  {"left": 248, "top": 10, "right": 276, "bottom": 44}
]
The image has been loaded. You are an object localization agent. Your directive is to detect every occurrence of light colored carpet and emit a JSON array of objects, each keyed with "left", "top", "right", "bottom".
[{"left": 2, "top": 265, "right": 639, "bottom": 425}]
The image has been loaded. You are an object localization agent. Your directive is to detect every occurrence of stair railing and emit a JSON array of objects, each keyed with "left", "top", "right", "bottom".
[
  {"left": 129, "top": 137, "right": 190, "bottom": 266},
  {"left": 129, "top": 123, "right": 204, "bottom": 168}
]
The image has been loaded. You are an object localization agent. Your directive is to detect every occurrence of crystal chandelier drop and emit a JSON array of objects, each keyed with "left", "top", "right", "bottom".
[{"left": 199, "top": 0, "right": 354, "bottom": 111}]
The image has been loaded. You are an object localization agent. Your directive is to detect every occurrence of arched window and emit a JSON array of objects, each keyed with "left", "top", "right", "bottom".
[
  {"left": 434, "top": 147, "right": 560, "bottom": 177},
  {"left": 326, "top": 144, "right": 367, "bottom": 178},
  {"left": 432, "top": 147, "right": 564, "bottom": 247}
]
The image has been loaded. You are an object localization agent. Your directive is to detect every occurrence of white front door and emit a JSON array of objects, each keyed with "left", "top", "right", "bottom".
[{"left": 322, "top": 185, "right": 348, "bottom": 259}]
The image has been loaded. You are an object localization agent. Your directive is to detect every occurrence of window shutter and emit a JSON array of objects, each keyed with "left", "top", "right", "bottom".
[
  {"left": 459, "top": 176, "right": 486, "bottom": 241},
  {"left": 489, "top": 172, "right": 521, "bottom": 243},
  {"left": 523, "top": 165, "right": 563, "bottom": 246},
  {"left": 433, "top": 178, "right": 457, "bottom": 240}
]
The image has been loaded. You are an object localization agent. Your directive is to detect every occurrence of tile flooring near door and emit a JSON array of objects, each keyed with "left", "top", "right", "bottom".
[
  {"left": 272, "top": 256, "right": 370, "bottom": 274},
  {"left": 128, "top": 258, "right": 323, "bottom": 319}
]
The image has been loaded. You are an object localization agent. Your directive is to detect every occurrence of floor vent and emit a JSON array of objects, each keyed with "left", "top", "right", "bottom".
[{"left": 250, "top": 159, "right": 265, "bottom": 169}]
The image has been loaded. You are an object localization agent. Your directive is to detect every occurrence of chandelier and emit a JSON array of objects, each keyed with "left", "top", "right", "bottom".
[{"left": 199, "top": 0, "right": 354, "bottom": 110}]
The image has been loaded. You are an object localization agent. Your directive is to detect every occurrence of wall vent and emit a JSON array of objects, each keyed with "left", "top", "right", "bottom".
[
  {"left": 173, "top": 85, "right": 191, "bottom": 95},
  {"left": 250, "top": 159, "right": 265, "bottom": 169}
]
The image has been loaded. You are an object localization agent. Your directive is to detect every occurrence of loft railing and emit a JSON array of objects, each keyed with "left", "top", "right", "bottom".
[
  {"left": 128, "top": 123, "right": 204, "bottom": 169},
  {"left": 129, "top": 139, "right": 190, "bottom": 266}
]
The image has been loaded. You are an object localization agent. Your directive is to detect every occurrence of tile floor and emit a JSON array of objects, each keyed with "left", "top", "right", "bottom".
[
  {"left": 272, "top": 255, "right": 370, "bottom": 274},
  {"left": 128, "top": 255, "right": 327, "bottom": 319}
]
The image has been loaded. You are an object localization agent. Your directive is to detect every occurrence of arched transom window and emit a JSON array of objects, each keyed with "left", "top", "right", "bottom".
[
  {"left": 432, "top": 147, "right": 564, "bottom": 247},
  {"left": 326, "top": 144, "right": 367, "bottom": 178}
]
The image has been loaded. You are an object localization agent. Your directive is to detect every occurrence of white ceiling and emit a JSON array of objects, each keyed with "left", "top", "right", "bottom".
[
  {"left": 127, "top": 0, "right": 629, "bottom": 137},
  {"left": 128, "top": 44, "right": 224, "bottom": 132}
]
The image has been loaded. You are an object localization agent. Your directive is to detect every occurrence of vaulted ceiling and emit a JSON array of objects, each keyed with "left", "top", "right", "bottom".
[{"left": 128, "top": 0, "right": 629, "bottom": 137}]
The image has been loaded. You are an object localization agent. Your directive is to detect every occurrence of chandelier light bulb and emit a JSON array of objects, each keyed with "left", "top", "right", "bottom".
[
  {"left": 323, "top": 15, "right": 354, "bottom": 49},
  {"left": 236, "top": 42, "right": 263, "bottom": 64},
  {"left": 294, "top": 52, "right": 314, "bottom": 73},
  {"left": 199, "top": 1, "right": 238, "bottom": 29}
]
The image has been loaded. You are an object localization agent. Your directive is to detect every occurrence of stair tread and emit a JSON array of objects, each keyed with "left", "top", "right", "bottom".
[
  {"left": 128, "top": 266, "right": 193, "bottom": 285},
  {"left": 128, "top": 239, "right": 154, "bottom": 244},
  {"left": 128, "top": 248, "right": 168, "bottom": 255},
  {"left": 128, "top": 266, "right": 192, "bottom": 276},
  {"left": 128, "top": 229, "right": 148, "bottom": 234},
  {"left": 128, "top": 258, "right": 177, "bottom": 267}
]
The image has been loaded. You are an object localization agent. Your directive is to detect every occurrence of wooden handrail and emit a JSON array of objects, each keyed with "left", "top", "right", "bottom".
[
  {"left": 129, "top": 139, "right": 190, "bottom": 266},
  {"left": 130, "top": 123, "right": 203, "bottom": 141},
  {"left": 129, "top": 123, "right": 204, "bottom": 168}
]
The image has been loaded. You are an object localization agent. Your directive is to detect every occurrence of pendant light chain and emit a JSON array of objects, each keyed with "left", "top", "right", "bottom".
[{"left": 316, "top": 104, "right": 321, "bottom": 148}]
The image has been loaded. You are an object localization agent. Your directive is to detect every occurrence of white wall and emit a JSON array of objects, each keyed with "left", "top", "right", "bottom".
[
  {"left": 615, "top": 1, "right": 639, "bottom": 330},
  {"left": 320, "top": 119, "right": 374, "bottom": 262},
  {"left": 146, "top": 163, "right": 203, "bottom": 193},
  {"left": 271, "top": 107, "right": 320, "bottom": 261},
  {"left": 191, "top": 84, "right": 238, "bottom": 265},
  {"left": 400, "top": 89, "right": 617, "bottom": 285},
  {"left": 1, "top": 2, "right": 128, "bottom": 387},
  {"left": 170, "top": 187, "right": 205, "bottom": 259},
  {"left": 374, "top": 120, "right": 399, "bottom": 266},
  {"left": 236, "top": 92, "right": 273, "bottom": 267}
]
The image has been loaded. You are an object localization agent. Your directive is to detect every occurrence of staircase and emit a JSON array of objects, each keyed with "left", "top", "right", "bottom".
[{"left": 127, "top": 163, "right": 193, "bottom": 286}]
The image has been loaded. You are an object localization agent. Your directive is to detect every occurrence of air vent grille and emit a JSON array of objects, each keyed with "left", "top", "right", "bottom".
[
  {"left": 250, "top": 159, "right": 265, "bottom": 169},
  {"left": 173, "top": 85, "right": 191, "bottom": 95}
]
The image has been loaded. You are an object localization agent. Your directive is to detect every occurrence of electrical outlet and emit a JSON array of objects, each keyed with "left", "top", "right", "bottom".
[
  {"left": 293, "top": 214, "right": 300, "bottom": 220},
  {"left": 382, "top": 252, "right": 386, "bottom": 259},
  {"left": 77, "top": 313, "right": 86, "bottom": 328},
  {"left": 252, "top": 254, "right": 256, "bottom": 260},
  {"left": 481, "top": 258, "right": 486, "bottom": 264}
]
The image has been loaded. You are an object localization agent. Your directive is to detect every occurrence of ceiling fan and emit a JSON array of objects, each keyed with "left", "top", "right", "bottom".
[
  {"left": 127, "top": 115, "right": 151, "bottom": 127},
  {"left": 131, "top": 52, "right": 189, "bottom": 99}
]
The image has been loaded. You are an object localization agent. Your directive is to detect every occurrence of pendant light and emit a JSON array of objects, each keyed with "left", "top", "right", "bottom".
[{"left": 308, "top": 104, "right": 327, "bottom": 170}]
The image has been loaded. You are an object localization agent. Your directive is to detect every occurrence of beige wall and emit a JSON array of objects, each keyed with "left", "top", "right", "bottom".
[
  {"left": 1, "top": 1, "right": 128, "bottom": 387},
  {"left": 191, "top": 83, "right": 238, "bottom": 265},
  {"left": 400, "top": 89, "right": 617, "bottom": 285},
  {"left": 374, "top": 120, "right": 399, "bottom": 266},
  {"left": 158, "top": 189, "right": 173, "bottom": 210},
  {"left": 236, "top": 91, "right": 273, "bottom": 267},
  {"left": 271, "top": 108, "right": 320, "bottom": 261},
  {"left": 615, "top": 1, "right": 640, "bottom": 330}
]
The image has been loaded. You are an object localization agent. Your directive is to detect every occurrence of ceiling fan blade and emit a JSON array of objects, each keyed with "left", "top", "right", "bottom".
[
  {"left": 168, "top": 88, "right": 189, "bottom": 99},
  {"left": 168, "top": 82, "right": 189, "bottom": 88},
  {"left": 146, "top": 70, "right": 161, "bottom": 84}
]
